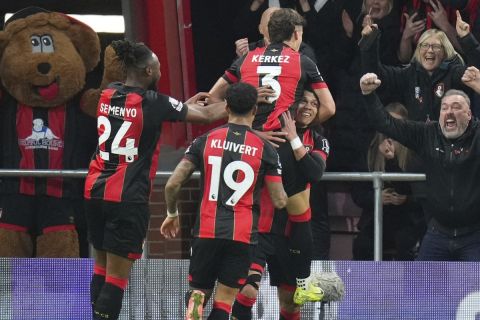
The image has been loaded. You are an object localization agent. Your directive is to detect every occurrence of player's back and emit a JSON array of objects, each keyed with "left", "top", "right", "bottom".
[{"left": 189, "top": 123, "right": 281, "bottom": 244}]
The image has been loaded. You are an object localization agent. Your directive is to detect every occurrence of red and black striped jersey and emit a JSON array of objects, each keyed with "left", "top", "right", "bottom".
[
  {"left": 84, "top": 82, "right": 187, "bottom": 203},
  {"left": 222, "top": 42, "right": 327, "bottom": 131},
  {"left": 184, "top": 123, "right": 282, "bottom": 244},
  {"left": 0, "top": 93, "right": 97, "bottom": 198},
  {"left": 258, "top": 127, "right": 329, "bottom": 235}
]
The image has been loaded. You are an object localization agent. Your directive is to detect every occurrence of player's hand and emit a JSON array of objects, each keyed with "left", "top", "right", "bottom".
[
  {"left": 281, "top": 111, "right": 298, "bottom": 141},
  {"left": 257, "top": 85, "right": 276, "bottom": 104},
  {"left": 254, "top": 129, "right": 287, "bottom": 148},
  {"left": 461, "top": 66, "right": 480, "bottom": 93},
  {"left": 360, "top": 73, "right": 382, "bottom": 95},
  {"left": 160, "top": 217, "right": 180, "bottom": 239},
  {"left": 456, "top": 10, "right": 470, "bottom": 38},
  {"left": 235, "top": 38, "right": 249, "bottom": 57},
  {"left": 186, "top": 92, "right": 210, "bottom": 106}
]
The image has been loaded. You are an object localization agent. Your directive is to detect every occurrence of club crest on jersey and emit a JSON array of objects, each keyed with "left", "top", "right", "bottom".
[
  {"left": 233, "top": 131, "right": 241, "bottom": 136},
  {"left": 18, "top": 118, "right": 64, "bottom": 150},
  {"left": 169, "top": 97, "right": 184, "bottom": 112},
  {"left": 435, "top": 83, "right": 444, "bottom": 98}
]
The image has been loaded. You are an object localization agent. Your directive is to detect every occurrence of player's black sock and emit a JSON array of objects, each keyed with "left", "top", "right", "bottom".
[
  {"left": 207, "top": 301, "right": 231, "bottom": 320},
  {"left": 280, "top": 308, "right": 300, "bottom": 320},
  {"left": 288, "top": 208, "right": 313, "bottom": 281},
  {"left": 90, "top": 265, "right": 106, "bottom": 311},
  {"left": 93, "top": 275, "right": 128, "bottom": 320},
  {"left": 231, "top": 292, "right": 256, "bottom": 320}
]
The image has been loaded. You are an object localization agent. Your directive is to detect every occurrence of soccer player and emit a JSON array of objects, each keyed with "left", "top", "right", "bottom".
[
  {"left": 231, "top": 89, "right": 330, "bottom": 320},
  {"left": 209, "top": 8, "right": 335, "bottom": 303},
  {"left": 84, "top": 40, "right": 229, "bottom": 320},
  {"left": 160, "top": 82, "right": 288, "bottom": 320}
]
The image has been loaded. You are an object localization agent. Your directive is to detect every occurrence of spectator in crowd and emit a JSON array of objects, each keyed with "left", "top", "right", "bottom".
[
  {"left": 351, "top": 102, "right": 426, "bottom": 260},
  {"left": 161, "top": 82, "right": 287, "bottom": 320},
  {"left": 359, "top": 67, "right": 480, "bottom": 261},
  {"left": 361, "top": 10, "right": 480, "bottom": 123},
  {"left": 326, "top": 0, "right": 403, "bottom": 172},
  {"left": 234, "top": 6, "right": 317, "bottom": 63},
  {"left": 398, "top": 0, "right": 480, "bottom": 62},
  {"left": 209, "top": 8, "right": 335, "bottom": 304},
  {"left": 84, "top": 40, "right": 229, "bottom": 320},
  {"left": 231, "top": 88, "right": 330, "bottom": 319}
]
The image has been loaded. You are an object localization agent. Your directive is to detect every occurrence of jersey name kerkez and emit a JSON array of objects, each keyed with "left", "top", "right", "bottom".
[{"left": 251, "top": 55, "right": 290, "bottom": 63}]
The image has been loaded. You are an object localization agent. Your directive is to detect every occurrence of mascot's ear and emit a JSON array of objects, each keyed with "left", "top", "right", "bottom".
[
  {"left": 51, "top": 12, "right": 101, "bottom": 72},
  {"left": 0, "top": 31, "right": 9, "bottom": 60}
]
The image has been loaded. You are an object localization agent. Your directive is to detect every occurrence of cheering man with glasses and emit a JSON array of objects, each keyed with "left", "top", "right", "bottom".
[{"left": 361, "top": 10, "right": 480, "bottom": 123}]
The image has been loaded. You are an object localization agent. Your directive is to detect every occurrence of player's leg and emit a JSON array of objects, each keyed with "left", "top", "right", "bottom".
[
  {"left": 209, "top": 240, "right": 251, "bottom": 320},
  {"left": 286, "top": 190, "right": 321, "bottom": 304},
  {"left": 186, "top": 238, "right": 221, "bottom": 320},
  {"left": 278, "top": 286, "right": 301, "bottom": 320},
  {"left": 91, "top": 201, "right": 149, "bottom": 320},
  {"left": 232, "top": 233, "right": 271, "bottom": 320}
]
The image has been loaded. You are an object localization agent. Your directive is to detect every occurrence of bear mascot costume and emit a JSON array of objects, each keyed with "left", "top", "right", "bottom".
[{"left": 0, "top": 6, "right": 123, "bottom": 257}]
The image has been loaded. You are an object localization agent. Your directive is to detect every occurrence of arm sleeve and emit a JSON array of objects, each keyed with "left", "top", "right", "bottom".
[
  {"left": 183, "top": 135, "right": 205, "bottom": 168},
  {"left": 262, "top": 143, "right": 283, "bottom": 183},
  {"left": 459, "top": 32, "right": 480, "bottom": 67},
  {"left": 222, "top": 55, "right": 246, "bottom": 84},
  {"left": 362, "top": 92, "right": 427, "bottom": 153},
  {"left": 152, "top": 93, "right": 188, "bottom": 123},
  {"left": 302, "top": 56, "right": 328, "bottom": 90},
  {"left": 297, "top": 133, "right": 329, "bottom": 182}
]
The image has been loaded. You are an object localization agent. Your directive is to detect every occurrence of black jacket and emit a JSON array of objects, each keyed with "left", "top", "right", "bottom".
[
  {"left": 363, "top": 92, "right": 480, "bottom": 228},
  {"left": 361, "top": 33, "right": 480, "bottom": 122}
]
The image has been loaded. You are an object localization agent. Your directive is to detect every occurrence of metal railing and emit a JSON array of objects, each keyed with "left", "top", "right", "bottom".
[{"left": 0, "top": 169, "right": 426, "bottom": 261}]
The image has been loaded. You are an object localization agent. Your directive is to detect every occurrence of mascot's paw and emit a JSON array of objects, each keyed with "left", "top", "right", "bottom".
[
  {"left": 0, "top": 228, "right": 33, "bottom": 257},
  {"left": 80, "top": 45, "right": 126, "bottom": 117},
  {"left": 36, "top": 229, "right": 79, "bottom": 258}
]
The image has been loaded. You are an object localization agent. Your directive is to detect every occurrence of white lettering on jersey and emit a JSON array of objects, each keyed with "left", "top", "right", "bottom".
[
  {"left": 251, "top": 55, "right": 290, "bottom": 63},
  {"left": 99, "top": 103, "right": 137, "bottom": 118},
  {"left": 210, "top": 139, "right": 258, "bottom": 157}
]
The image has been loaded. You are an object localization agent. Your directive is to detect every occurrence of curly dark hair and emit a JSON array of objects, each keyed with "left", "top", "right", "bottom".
[
  {"left": 268, "top": 8, "right": 305, "bottom": 44},
  {"left": 226, "top": 83, "right": 258, "bottom": 115},
  {"left": 110, "top": 39, "right": 154, "bottom": 70}
]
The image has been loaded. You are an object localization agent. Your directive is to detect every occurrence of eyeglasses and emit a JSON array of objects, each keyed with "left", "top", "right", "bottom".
[{"left": 419, "top": 43, "right": 443, "bottom": 52}]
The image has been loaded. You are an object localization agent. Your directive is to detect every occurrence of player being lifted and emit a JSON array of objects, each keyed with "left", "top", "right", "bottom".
[{"left": 209, "top": 8, "right": 335, "bottom": 304}]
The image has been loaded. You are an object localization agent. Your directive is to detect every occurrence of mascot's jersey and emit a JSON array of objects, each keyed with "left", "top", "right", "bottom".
[
  {"left": 84, "top": 82, "right": 188, "bottom": 203},
  {"left": 0, "top": 93, "right": 97, "bottom": 198}
]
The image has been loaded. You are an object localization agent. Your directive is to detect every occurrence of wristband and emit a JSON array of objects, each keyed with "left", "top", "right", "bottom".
[
  {"left": 167, "top": 209, "right": 179, "bottom": 218},
  {"left": 290, "top": 136, "right": 303, "bottom": 150}
]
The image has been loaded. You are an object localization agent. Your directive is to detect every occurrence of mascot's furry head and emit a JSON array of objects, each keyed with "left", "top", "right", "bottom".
[{"left": 0, "top": 6, "right": 100, "bottom": 107}]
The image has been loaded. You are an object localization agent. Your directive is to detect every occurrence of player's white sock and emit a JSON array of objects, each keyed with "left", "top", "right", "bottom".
[{"left": 296, "top": 277, "right": 308, "bottom": 290}]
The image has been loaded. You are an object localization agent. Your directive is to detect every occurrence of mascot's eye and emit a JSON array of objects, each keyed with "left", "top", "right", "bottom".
[
  {"left": 40, "top": 35, "right": 54, "bottom": 53},
  {"left": 31, "top": 35, "right": 41, "bottom": 53}
]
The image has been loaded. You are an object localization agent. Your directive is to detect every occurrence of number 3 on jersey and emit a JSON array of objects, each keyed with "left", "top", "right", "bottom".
[
  {"left": 208, "top": 156, "right": 255, "bottom": 206},
  {"left": 98, "top": 115, "right": 138, "bottom": 163},
  {"left": 257, "top": 66, "right": 282, "bottom": 103}
]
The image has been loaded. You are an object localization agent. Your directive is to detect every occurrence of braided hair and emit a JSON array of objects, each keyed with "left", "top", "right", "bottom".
[{"left": 111, "top": 39, "right": 154, "bottom": 70}]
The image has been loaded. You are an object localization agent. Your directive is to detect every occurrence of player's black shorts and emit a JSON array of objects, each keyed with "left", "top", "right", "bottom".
[
  {"left": 85, "top": 199, "right": 149, "bottom": 260},
  {"left": 250, "top": 233, "right": 296, "bottom": 287},
  {"left": 277, "top": 140, "right": 309, "bottom": 197},
  {"left": 0, "top": 194, "right": 76, "bottom": 235},
  {"left": 189, "top": 238, "right": 251, "bottom": 290}
]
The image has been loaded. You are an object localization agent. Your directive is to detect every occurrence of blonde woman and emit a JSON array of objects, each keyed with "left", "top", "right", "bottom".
[{"left": 361, "top": 11, "right": 480, "bottom": 123}]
